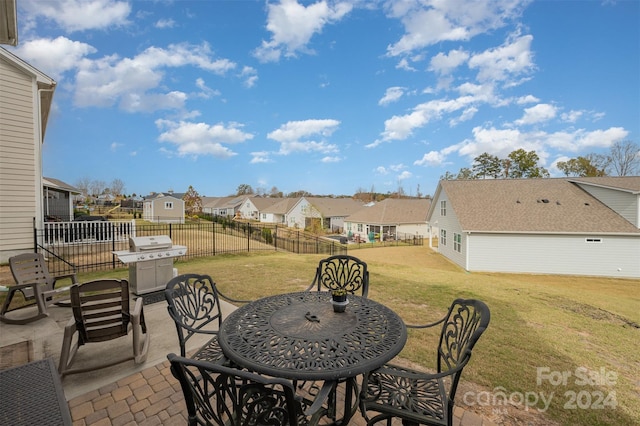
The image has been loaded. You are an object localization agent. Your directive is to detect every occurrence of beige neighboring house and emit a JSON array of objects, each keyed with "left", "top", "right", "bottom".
[
  {"left": 428, "top": 177, "right": 640, "bottom": 278},
  {"left": 286, "top": 197, "right": 364, "bottom": 231},
  {"left": 344, "top": 198, "right": 431, "bottom": 242},
  {"left": 0, "top": 46, "right": 56, "bottom": 263},
  {"left": 202, "top": 196, "right": 246, "bottom": 217},
  {"left": 143, "top": 193, "right": 185, "bottom": 224}
]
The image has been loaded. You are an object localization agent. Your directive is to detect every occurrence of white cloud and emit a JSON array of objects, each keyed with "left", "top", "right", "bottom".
[
  {"left": 321, "top": 156, "right": 341, "bottom": 163},
  {"left": 250, "top": 152, "right": 272, "bottom": 164},
  {"left": 378, "top": 87, "right": 405, "bottom": 106},
  {"left": 195, "top": 78, "right": 221, "bottom": 99},
  {"left": 397, "top": 170, "right": 412, "bottom": 180},
  {"left": 385, "top": 0, "right": 528, "bottom": 56},
  {"left": 73, "top": 42, "right": 236, "bottom": 111},
  {"left": 414, "top": 150, "right": 447, "bottom": 166},
  {"left": 377, "top": 96, "right": 476, "bottom": 142},
  {"left": 13, "top": 37, "right": 96, "bottom": 80},
  {"left": 516, "top": 94, "right": 539, "bottom": 104},
  {"left": 395, "top": 58, "right": 417, "bottom": 71},
  {"left": 268, "top": 119, "right": 340, "bottom": 155},
  {"left": 240, "top": 66, "right": 258, "bottom": 88},
  {"left": 21, "top": 0, "right": 131, "bottom": 32},
  {"left": 253, "top": 0, "right": 353, "bottom": 62},
  {"left": 375, "top": 166, "right": 388, "bottom": 175},
  {"left": 155, "top": 119, "right": 254, "bottom": 158},
  {"left": 514, "top": 103, "right": 557, "bottom": 125},
  {"left": 468, "top": 33, "right": 535, "bottom": 83},
  {"left": 561, "top": 110, "right": 584, "bottom": 123},
  {"left": 429, "top": 49, "right": 469, "bottom": 75},
  {"left": 155, "top": 19, "right": 176, "bottom": 29}
]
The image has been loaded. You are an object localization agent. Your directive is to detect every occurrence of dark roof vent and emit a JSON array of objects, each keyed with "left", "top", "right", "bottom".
[
  {"left": 556, "top": 201, "right": 561, "bottom": 205},
  {"left": 584, "top": 202, "right": 590, "bottom": 206},
  {"left": 541, "top": 199, "right": 549, "bottom": 203},
  {"left": 516, "top": 199, "right": 521, "bottom": 204}
]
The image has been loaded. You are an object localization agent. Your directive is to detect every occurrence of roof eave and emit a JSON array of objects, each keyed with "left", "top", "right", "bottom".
[{"left": 0, "top": 0, "right": 18, "bottom": 46}]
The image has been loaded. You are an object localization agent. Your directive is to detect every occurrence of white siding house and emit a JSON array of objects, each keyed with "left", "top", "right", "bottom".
[
  {"left": 0, "top": 47, "right": 56, "bottom": 263},
  {"left": 237, "top": 197, "right": 281, "bottom": 221},
  {"left": 260, "top": 198, "right": 299, "bottom": 225},
  {"left": 427, "top": 178, "right": 640, "bottom": 279}
]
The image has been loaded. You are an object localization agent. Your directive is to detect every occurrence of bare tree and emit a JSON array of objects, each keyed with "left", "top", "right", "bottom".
[
  {"left": 75, "top": 176, "right": 92, "bottom": 198},
  {"left": 110, "top": 178, "right": 126, "bottom": 197},
  {"left": 609, "top": 140, "right": 640, "bottom": 176},
  {"left": 88, "top": 180, "right": 106, "bottom": 197}
]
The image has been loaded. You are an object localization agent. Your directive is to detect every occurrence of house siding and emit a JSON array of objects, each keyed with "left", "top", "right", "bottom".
[
  {"left": 432, "top": 193, "right": 467, "bottom": 269},
  {"left": 468, "top": 233, "right": 640, "bottom": 278},
  {"left": 0, "top": 56, "right": 41, "bottom": 262},
  {"left": 575, "top": 184, "right": 639, "bottom": 228}
]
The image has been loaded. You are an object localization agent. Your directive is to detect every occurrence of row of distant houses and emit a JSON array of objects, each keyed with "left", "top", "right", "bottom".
[
  {"left": 142, "top": 177, "right": 640, "bottom": 280},
  {"left": 142, "top": 192, "right": 431, "bottom": 243},
  {"left": 1, "top": 31, "right": 639, "bottom": 278}
]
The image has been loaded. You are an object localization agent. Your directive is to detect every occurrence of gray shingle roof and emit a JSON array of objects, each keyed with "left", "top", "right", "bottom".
[
  {"left": 304, "top": 197, "right": 364, "bottom": 216},
  {"left": 439, "top": 178, "right": 640, "bottom": 234},
  {"left": 346, "top": 198, "right": 431, "bottom": 224},
  {"left": 569, "top": 176, "right": 640, "bottom": 193}
]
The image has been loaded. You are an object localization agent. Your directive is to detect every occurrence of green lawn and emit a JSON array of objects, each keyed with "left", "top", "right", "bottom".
[{"left": 52, "top": 246, "right": 640, "bottom": 425}]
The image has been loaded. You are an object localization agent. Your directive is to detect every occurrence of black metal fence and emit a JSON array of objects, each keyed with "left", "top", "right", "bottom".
[
  {"left": 36, "top": 220, "right": 349, "bottom": 276},
  {"left": 36, "top": 219, "right": 423, "bottom": 277}
]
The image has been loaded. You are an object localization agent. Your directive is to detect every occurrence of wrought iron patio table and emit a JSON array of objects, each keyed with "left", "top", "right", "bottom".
[{"left": 218, "top": 291, "right": 407, "bottom": 424}]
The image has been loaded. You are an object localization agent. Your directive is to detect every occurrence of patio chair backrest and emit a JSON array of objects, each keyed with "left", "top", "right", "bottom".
[
  {"left": 70, "top": 279, "right": 131, "bottom": 345},
  {"left": 436, "top": 298, "right": 491, "bottom": 398},
  {"left": 168, "top": 353, "right": 306, "bottom": 426},
  {"left": 165, "top": 274, "right": 224, "bottom": 357},
  {"left": 308, "top": 255, "right": 369, "bottom": 298},
  {"left": 10, "top": 253, "right": 55, "bottom": 291}
]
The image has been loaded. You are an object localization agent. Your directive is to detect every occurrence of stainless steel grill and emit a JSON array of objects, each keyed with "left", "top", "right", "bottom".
[{"left": 113, "top": 235, "right": 187, "bottom": 295}]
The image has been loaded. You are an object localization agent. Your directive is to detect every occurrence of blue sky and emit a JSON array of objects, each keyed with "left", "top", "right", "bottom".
[{"left": 10, "top": 0, "right": 639, "bottom": 197}]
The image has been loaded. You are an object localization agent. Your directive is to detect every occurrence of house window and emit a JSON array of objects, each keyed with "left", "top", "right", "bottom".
[
  {"left": 262, "top": 214, "right": 267, "bottom": 219},
  {"left": 440, "top": 229, "right": 447, "bottom": 246},
  {"left": 164, "top": 202, "right": 173, "bottom": 209},
  {"left": 440, "top": 200, "right": 446, "bottom": 216},
  {"left": 585, "top": 238, "right": 602, "bottom": 243},
  {"left": 454, "top": 233, "right": 461, "bottom": 252},
  {"left": 220, "top": 209, "right": 227, "bottom": 215},
  {"left": 357, "top": 224, "right": 363, "bottom": 232}
]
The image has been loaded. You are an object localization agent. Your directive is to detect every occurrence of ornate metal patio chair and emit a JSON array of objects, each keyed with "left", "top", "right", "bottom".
[
  {"left": 58, "top": 279, "right": 150, "bottom": 377},
  {"left": 168, "top": 353, "right": 325, "bottom": 425},
  {"left": 305, "top": 254, "right": 369, "bottom": 298},
  {"left": 165, "top": 273, "right": 252, "bottom": 363},
  {"left": 8, "top": 252, "right": 77, "bottom": 306},
  {"left": 359, "top": 298, "right": 491, "bottom": 426}
]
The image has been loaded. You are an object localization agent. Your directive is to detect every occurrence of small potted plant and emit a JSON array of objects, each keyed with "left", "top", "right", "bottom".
[{"left": 331, "top": 289, "right": 348, "bottom": 312}]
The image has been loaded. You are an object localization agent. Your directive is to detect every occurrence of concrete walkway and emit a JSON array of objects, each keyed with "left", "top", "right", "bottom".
[{"left": 0, "top": 298, "right": 497, "bottom": 426}]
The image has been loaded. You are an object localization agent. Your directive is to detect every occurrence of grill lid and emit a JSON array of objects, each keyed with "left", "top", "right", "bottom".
[{"left": 129, "top": 235, "right": 172, "bottom": 251}]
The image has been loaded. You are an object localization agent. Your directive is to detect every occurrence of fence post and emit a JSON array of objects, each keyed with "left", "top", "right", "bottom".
[
  {"left": 111, "top": 222, "right": 117, "bottom": 269},
  {"left": 247, "top": 223, "right": 251, "bottom": 252}
]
